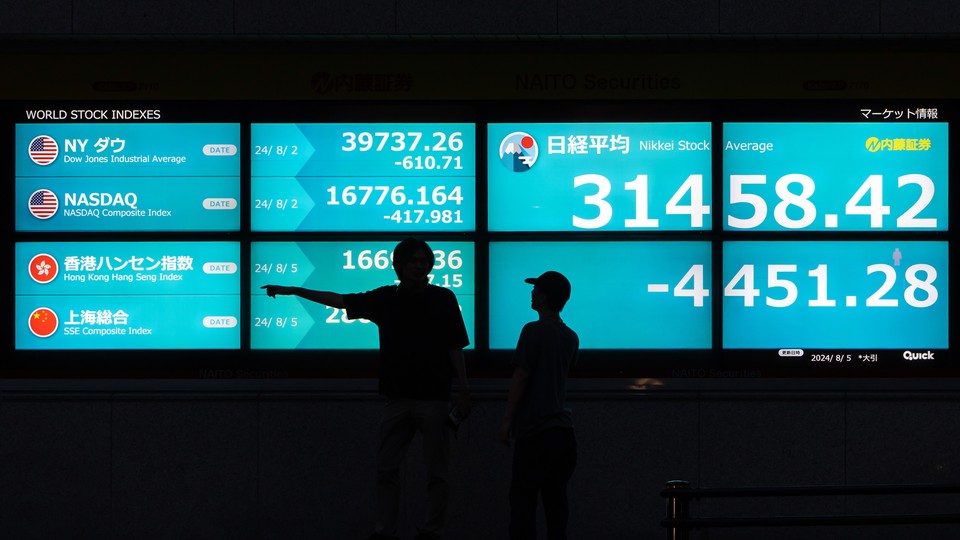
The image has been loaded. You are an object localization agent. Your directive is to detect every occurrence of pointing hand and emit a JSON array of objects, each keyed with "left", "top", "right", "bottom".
[{"left": 261, "top": 285, "right": 287, "bottom": 298}]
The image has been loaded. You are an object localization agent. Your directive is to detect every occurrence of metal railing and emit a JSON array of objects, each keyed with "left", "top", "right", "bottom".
[{"left": 661, "top": 479, "right": 960, "bottom": 539}]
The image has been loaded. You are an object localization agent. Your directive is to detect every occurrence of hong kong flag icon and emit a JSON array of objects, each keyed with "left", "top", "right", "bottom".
[
  {"left": 29, "top": 307, "right": 58, "bottom": 338},
  {"left": 29, "top": 253, "right": 58, "bottom": 284}
]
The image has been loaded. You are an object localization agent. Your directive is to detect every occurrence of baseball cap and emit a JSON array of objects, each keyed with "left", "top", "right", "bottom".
[{"left": 524, "top": 271, "right": 571, "bottom": 304}]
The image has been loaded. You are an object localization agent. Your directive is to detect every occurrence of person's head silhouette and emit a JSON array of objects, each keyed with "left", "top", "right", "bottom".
[
  {"left": 525, "top": 270, "right": 571, "bottom": 313},
  {"left": 392, "top": 237, "right": 435, "bottom": 283}
]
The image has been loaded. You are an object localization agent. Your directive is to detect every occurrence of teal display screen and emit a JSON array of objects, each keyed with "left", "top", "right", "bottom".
[
  {"left": 723, "top": 241, "right": 948, "bottom": 361},
  {"left": 250, "top": 241, "right": 475, "bottom": 349},
  {"left": 251, "top": 124, "right": 476, "bottom": 232},
  {"left": 488, "top": 123, "right": 712, "bottom": 231},
  {"left": 489, "top": 241, "right": 712, "bottom": 350},
  {"left": 15, "top": 241, "right": 240, "bottom": 350},
  {"left": 16, "top": 123, "right": 240, "bottom": 232},
  {"left": 5, "top": 104, "right": 952, "bottom": 375},
  {"left": 723, "top": 123, "right": 948, "bottom": 231}
]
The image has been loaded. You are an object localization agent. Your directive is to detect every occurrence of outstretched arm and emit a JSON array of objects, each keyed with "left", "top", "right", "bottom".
[{"left": 261, "top": 285, "right": 345, "bottom": 309}]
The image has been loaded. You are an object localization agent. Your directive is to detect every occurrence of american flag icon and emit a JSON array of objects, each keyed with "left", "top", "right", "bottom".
[
  {"left": 29, "top": 189, "right": 58, "bottom": 219},
  {"left": 29, "top": 135, "right": 58, "bottom": 165}
]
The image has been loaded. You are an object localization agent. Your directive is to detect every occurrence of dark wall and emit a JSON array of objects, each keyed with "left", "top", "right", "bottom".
[
  {"left": 3, "top": 384, "right": 960, "bottom": 540},
  {"left": 2, "top": 0, "right": 960, "bottom": 35},
  {"left": 3, "top": 2, "right": 960, "bottom": 540}
]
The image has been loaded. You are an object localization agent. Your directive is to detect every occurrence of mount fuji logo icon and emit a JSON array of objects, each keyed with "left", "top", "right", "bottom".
[{"left": 498, "top": 132, "right": 538, "bottom": 172}]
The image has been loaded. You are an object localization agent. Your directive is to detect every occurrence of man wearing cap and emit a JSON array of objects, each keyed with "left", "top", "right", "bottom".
[{"left": 499, "top": 270, "right": 580, "bottom": 540}]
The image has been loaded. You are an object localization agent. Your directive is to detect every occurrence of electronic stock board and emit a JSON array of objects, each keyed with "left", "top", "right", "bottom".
[{"left": 8, "top": 105, "right": 953, "bottom": 376}]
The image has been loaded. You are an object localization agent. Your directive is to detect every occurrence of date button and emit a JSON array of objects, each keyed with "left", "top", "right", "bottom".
[
  {"left": 203, "top": 198, "right": 237, "bottom": 210},
  {"left": 203, "top": 144, "right": 237, "bottom": 156},
  {"left": 202, "top": 262, "right": 238, "bottom": 274},
  {"left": 203, "top": 316, "right": 238, "bottom": 328}
]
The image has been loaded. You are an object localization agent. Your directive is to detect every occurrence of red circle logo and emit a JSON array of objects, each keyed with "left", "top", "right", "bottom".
[
  {"left": 29, "top": 253, "right": 58, "bottom": 284},
  {"left": 29, "top": 307, "right": 59, "bottom": 338}
]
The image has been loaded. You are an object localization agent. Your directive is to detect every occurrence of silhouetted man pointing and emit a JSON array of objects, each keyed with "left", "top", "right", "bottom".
[{"left": 263, "top": 237, "right": 471, "bottom": 540}]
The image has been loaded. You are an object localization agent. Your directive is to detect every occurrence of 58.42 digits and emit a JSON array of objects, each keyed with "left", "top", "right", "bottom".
[{"left": 728, "top": 173, "right": 937, "bottom": 229}]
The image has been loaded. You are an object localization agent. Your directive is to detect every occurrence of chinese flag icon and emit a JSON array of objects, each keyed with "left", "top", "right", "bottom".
[
  {"left": 29, "top": 307, "right": 58, "bottom": 338},
  {"left": 29, "top": 253, "right": 58, "bottom": 284}
]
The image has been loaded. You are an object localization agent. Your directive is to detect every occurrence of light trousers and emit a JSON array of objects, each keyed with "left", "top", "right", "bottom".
[{"left": 374, "top": 399, "right": 450, "bottom": 537}]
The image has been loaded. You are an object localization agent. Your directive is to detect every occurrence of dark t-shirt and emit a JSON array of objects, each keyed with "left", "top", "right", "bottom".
[
  {"left": 344, "top": 283, "right": 469, "bottom": 400},
  {"left": 512, "top": 318, "right": 580, "bottom": 439}
]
